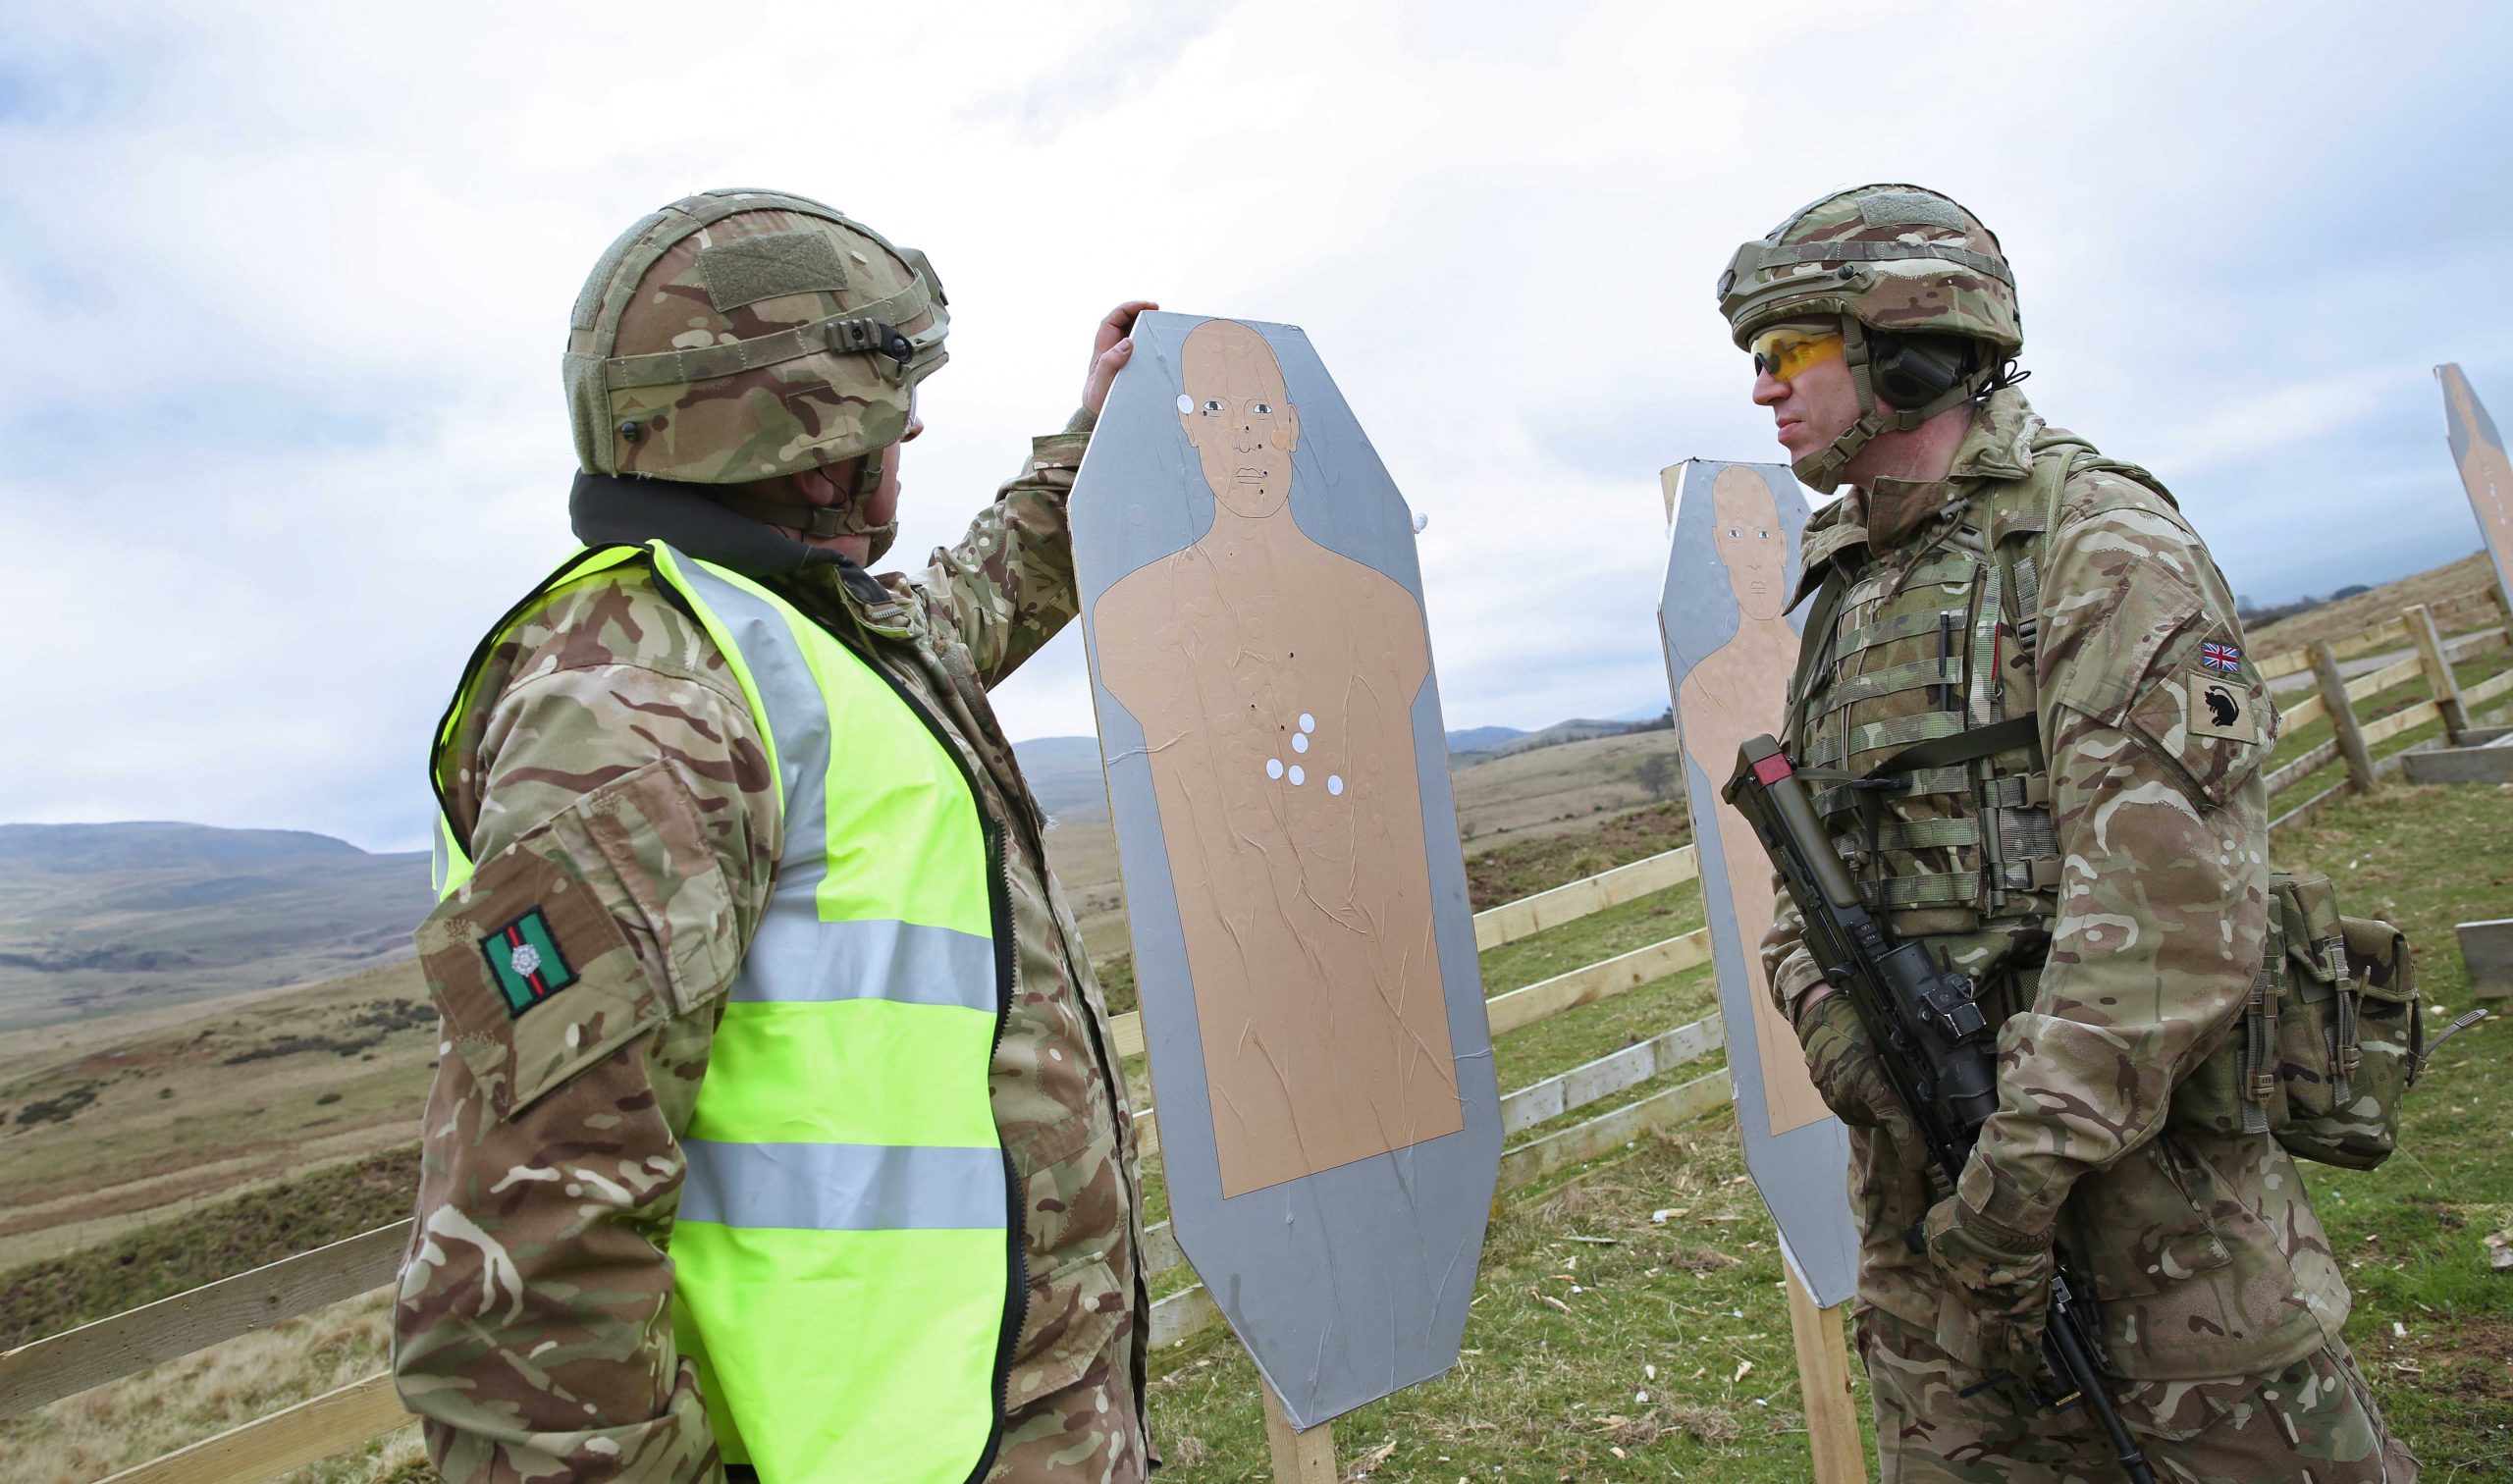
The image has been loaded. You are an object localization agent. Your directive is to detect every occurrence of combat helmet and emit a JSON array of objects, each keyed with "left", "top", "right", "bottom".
[
  {"left": 1717, "top": 184, "right": 2020, "bottom": 492},
  {"left": 563, "top": 188, "right": 950, "bottom": 556}
]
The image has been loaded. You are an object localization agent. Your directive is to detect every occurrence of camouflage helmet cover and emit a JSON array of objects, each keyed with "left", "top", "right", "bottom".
[
  {"left": 1716, "top": 184, "right": 2020, "bottom": 355},
  {"left": 563, "top": 188, "right": 949, "bottom": 483}
]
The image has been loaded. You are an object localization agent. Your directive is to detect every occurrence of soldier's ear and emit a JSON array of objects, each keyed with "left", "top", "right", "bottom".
[
  {"left": 1177, "top": 393, "right": 1202, "bottom": 448},
  {"left": 1281, "top": 400, "right": 1300, "bottom": 453}
]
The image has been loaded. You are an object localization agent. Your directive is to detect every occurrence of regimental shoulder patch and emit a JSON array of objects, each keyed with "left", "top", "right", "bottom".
[
  {"left": 481, "top": 908, "right": 577, "bottom": 1018},
  {"left": 2186, "top": 670, "right": 2258, "bottom": 744}
]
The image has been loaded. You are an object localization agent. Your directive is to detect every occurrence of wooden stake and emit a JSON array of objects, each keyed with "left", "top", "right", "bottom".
[
  {"left": 2310, "top": 641, "right": 2379, "bottom": 794},
  {"left": 1262, "top": 1379, "right": 1338, "bottom": 1484},
  {"left": 1785, "top": 1269, "right": 1869, "bottom": 1483},
  {"left": 2405, "top": 603, "right": 2471, "bottom": 745}
]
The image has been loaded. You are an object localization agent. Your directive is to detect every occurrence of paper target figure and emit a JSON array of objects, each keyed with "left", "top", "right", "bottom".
[
  {"left": 2438, "top": 364, "right": 2513, "bottom": 609},
  {"left": 1073, "top": 313, "right": 1500, "bottom": 1428},
  {"left": 1657, "top": 458, "right": 1859, "bottom": 1306}
]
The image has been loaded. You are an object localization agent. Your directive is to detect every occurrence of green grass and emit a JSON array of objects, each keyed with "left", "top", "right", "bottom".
[{"left": 2267, "top": 782, "right": 2513, "bottom": 1477}]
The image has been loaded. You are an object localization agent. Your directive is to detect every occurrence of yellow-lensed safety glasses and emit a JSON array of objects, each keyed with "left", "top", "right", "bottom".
[{"left": 1750, "top": 325, "right": 1845, "bottom": 383}]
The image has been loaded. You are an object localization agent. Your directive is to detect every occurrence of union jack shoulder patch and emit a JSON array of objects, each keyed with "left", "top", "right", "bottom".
[{"left": 2199, "top": 640, "right": 2243, "bottom": 673}]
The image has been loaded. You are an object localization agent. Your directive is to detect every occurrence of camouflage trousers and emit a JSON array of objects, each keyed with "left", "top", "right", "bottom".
[
  {"left": 1859, "top": 1309, "right": 2417, "bottom": 1483},
  {"left": 987, "top": 1335, "right": 1151, "bottom": 1484}
]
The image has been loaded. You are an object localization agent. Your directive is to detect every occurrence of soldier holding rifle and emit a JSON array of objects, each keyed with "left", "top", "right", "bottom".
[{"left": 1718, "top": 184, "right": 2416, "bottom": 1481}]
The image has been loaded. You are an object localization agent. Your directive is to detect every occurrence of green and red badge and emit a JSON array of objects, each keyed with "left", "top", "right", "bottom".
[{"left": 482, "top": 908, "right": 576, "bottom": 1017}]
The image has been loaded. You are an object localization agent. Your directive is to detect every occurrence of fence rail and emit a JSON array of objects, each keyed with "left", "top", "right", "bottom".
[{"left": 2263, "top": 598, "right": 2513, "bottom": 814}]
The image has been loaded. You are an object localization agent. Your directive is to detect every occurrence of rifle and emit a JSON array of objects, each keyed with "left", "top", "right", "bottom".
[{"left": 1723, "top": 733, "right": 2157, "bottom": 1484}]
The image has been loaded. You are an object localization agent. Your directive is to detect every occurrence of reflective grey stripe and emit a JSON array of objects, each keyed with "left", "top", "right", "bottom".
[
  {"left": 668, "top": 555, "right": 842, "bottom": 1014},
  {"left": 731, "top": 918, "right": 997, "bottom": 1010},
  {"left": 681, "top": 1140, "right": 1007, "bottom": 1231},
  {"left": 668, "top": 551, "right": 1000, "bottom": 1013},
  {"left": 669, "top": 556, "right": 829, "bottom": 836}
]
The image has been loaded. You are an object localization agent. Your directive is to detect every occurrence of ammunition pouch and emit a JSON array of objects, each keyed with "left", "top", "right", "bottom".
[{"left": 2170, "top": 872, "right": 2441, "bottom": 1170}]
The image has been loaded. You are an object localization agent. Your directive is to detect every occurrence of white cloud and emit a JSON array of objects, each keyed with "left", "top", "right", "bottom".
[{"left": 4, "top": 0, "right": 2510, "bottom": 848}]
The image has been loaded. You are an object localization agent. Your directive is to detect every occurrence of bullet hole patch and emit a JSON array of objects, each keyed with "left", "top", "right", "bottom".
[
  {"left": 482, "top": 908, "right": 577, "bottom": 1018},
  {"left": 2187, "top": 670, "right": 2257, "bottom": 744}
]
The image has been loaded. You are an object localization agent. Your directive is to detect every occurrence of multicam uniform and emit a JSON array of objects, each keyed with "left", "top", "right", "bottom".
[
  {"left": 393, "top": 187, "right": 1150, "bottom": 1484},
  {"left": 1723, "top": 186, "right": 2415, "bottom": 1481},
  {"left": 1761, "top": 387, "right": 2411, "bottom": 1480}
]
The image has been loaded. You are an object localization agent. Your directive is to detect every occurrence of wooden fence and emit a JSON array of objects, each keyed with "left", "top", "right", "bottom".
[
  {"left": 2260, "top": 595, "right": 2513, "bottom": 833},
  {"left": 2, "top": 846, "right": 1733, "bottom": 1484},
  {"left": 16, "top": 584, "right": 2510, "bottom": 1484}
]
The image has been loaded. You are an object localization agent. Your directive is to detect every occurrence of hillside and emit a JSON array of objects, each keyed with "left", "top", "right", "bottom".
[
  {"left": 0, "top": 955, "right": 434, "bottom": 1269},
  {"left": 1452, "top": 715, "right": 1667, "bottom": 765},
  {"left": 0, "top": 823, "right": 429, "bottom": 1034},
  {"left": 2247, "top": 550, "right": 2500, "bottom": 654}
]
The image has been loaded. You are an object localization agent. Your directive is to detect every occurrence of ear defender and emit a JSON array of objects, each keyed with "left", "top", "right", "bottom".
[{"left": 1868, "top": 332, "right": 1975, "bottom": 408}]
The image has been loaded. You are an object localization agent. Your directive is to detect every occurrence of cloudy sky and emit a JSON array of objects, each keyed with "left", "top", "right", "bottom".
[{"left": 6, "top": 0, "right": 2510, "bottom": 852}]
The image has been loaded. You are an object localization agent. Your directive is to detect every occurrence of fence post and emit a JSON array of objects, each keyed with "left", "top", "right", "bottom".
[
  {"left": 2405, "top": 603, "right": 2470, "bottom": 745},
  {"left": 2311, "top": 641, "right": 2379, "bottom": 794},
  {"left": 1262, "top": 1382, "right": 1338, "bottom": 1483},
  {"left": 1785, "top": 1270, "right": 1869, "bottom": 1482}
]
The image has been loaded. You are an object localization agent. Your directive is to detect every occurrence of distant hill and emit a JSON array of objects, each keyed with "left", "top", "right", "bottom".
[
  {"left": 1010, "top": 736, "right": 1114, "bottom": 821},
  {"left": 2244, "top": 550, "right": 2498, "bottom": 655},
  {"left": 1457, "top": 715, "right": 1672, "bottom": 765},
  {"left": 0, "top": 823, "right": 429, "bottom": 1032},
  {"left": 1015, "top": 713, "right": 1675, "bottom": 807}
]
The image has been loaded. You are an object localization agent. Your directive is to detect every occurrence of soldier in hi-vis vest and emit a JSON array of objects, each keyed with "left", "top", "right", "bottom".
[
  {"left": 392, "top": 187, "right": 1159, "bottom": 1484},
  {"left": 1720, "top": 185, "right": 2417, "bottom": 1480}
]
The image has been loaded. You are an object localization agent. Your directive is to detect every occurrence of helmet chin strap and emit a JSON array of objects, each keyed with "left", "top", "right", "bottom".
[
  {"left": 839, "top": 448, "right": 899, "bottom": 564},
  {"left": 709, "top": 449, "right": 898, "bottom": 563},
  {"left": 1790, "top": 317, "right": 1982, "bottom": 495}
]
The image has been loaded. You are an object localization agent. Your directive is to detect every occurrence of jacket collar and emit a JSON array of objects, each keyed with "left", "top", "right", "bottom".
[
  {"left": 568, "top": 471, "right": 898, "bottom": 615},
  {"left": 1784, "top": 388, "right": 2042, "bottom": 609}
]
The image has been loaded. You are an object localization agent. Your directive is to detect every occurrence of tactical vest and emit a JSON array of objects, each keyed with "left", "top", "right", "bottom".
[
  {"left": 433, "top": 541, "right": 1022, "bottom": 1484},
  {"left": 1783, "top": 432, "right": 2148, "bottom": 958}
]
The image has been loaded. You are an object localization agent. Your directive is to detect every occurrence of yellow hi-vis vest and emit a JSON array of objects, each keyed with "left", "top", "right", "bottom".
[{"left": 432, "top": 541, "right": 1022, "bottom": 1484}]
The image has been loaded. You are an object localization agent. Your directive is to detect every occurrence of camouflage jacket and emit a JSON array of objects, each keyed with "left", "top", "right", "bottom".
[
  {"left": 393, "top": 411, "right": 1152, "bottom": 1483},
  {"left": 1761, "top": 390, "right": 2351, "bottom": 1381}
]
